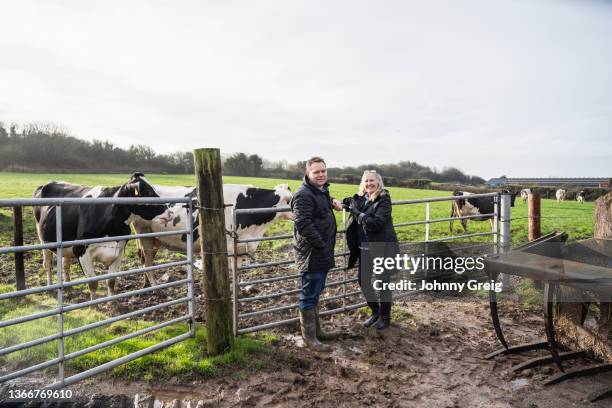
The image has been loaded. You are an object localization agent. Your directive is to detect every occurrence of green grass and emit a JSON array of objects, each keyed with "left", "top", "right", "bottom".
[
  {"left": 513, "top": 279, "right": 544, "bottom": 307},
  {"left": 391, "top": 307, "right": 414, "bottom": 322},
  {"left": 0, "top": 171, "right": 595, "bottom": 248},
  {"left": 469, "top": 279, "right": 544, "bottom": 307},
  {"left": 0, "top": 284, "right": 272, "bottom": 380}
]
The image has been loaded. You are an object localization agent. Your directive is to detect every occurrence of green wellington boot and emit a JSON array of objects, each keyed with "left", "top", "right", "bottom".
[{"left": 299, "top": 308, "right": 331, "bottom": 352}]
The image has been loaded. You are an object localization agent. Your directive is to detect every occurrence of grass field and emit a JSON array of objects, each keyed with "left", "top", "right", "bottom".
[{"left": 0, "top": 171, "right": 596, "bottom": 246}]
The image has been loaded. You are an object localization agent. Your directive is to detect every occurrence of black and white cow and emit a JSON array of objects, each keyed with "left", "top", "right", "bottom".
[
  {"left": 449, "top": 190, "right": 516, "bottom": 233},
  {"left": 33, "top": 173, "right": 167, "bottom": 299},
  {"left": 132, "top": 184, "right": 293, "bottom": 284},
  {"left": 520, "top": 188, "right": 531, "bottom": 203},
  {"left": 576, "top": 190, "right": 586, "bottom": 204}
]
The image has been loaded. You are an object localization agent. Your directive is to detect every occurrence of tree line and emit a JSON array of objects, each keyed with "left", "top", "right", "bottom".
[{"left": 0, "top": 122, "right": 484, "bottom": 185}]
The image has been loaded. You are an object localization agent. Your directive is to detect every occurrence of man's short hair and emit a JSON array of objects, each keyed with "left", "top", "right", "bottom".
[{"left": 305, "top": 156, "right": 326, "bottom": 174}]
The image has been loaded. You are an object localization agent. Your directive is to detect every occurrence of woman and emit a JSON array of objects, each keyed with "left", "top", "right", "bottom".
[{"left": 344, "top": 170, "right": 399, "bottom": 330}]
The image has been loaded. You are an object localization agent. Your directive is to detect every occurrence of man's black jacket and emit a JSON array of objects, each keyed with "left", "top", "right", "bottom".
[{"left": 291, "top": 176, "right": 337, "bottom": 273}]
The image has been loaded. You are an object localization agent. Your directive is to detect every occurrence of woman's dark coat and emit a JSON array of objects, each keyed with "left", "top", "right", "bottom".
[
  {"left": 291, "top": 176, "right": 337, "bottom": 273},
  {"left": 346, "top": 190, "right": 399, "bottom": 269}
]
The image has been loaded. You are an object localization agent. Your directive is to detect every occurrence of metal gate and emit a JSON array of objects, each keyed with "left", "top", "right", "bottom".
[
  {"left": 0, "top": 196, "right": 196, "bottom": 389},
  {"left": 230, "top": 192, "right": 511, "bottom": 335}
]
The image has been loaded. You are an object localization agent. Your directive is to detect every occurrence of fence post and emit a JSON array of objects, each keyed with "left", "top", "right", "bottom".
[
  {"left": 231, "top": 208, "right": 239, "bottom": 336},
  {"left": 193, "top": 148, "right": 234, "bottom": 354},
  {"left": 186, "top": 200, "right": 197, "bottom": 337},
  {"left": 13, "top": 206, "right": 25, "bottom": 290},
  {"left": 492, "top": 195, "right": 499, "bottom": 251},
  {"left": 528, "top": 193, "right": 541, "bottom": 241},
  {"left": 424, "top": 203, "right": 430, "bottom": 242},
  {"left": 341, "top": 208, "right": 347, "bottom": 311},
  {"left": 499, "top": 194, "right": 512, "bottom": 290},
  {"left": 424, "top": 203, "right": 430, "bottom": 278},
  {"left": 55, "top": 205, "right": 65, "bottom": 387}
]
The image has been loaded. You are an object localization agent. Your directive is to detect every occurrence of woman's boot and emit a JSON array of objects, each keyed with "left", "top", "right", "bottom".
[
  {"left": 374, "top": 302, "right": 391, "bottom": 330},
  {"left": 363, "top": 302, "right": 380, "bottom": 327}
]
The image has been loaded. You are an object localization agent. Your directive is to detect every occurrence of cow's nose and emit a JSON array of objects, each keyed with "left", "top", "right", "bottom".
[{"left": 159, "top": 210, "right": 174, "bottom": 220}]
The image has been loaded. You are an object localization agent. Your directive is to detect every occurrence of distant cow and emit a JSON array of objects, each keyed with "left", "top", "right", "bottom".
[
  {"left": 520, "top": 189, "right": 531, "bottom": 203},
  {"left": 132, "top": 184, "right": 293, "bottom": 284},
  {"left": 556, "top": 189, "right": 566, "bottom": 203},
  {"left": 450, "top": 190, "right": 516, "bottom": 233},
  {"left": 33, "top": 173, "right": 167, "bottom": 299},
  {"left": 576, "top": 190, "right": 585, "bottom": 204}
]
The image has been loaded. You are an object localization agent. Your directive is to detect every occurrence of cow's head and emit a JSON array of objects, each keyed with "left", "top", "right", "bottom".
[
  {"left": 118, "top": 173, "right": 168, "bottom": 220},
  {"left": 501, "top": 189, "right": 517, "bottom": 207},
  {"left": 273, "top": 184, "right": 293, "bottom": 221},
  {"left": 234, "top": 184, "right": 294, "bottom": 229}
]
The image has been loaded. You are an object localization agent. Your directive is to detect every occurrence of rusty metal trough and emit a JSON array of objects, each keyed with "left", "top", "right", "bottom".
[{"left": 484, "top": 232, "right": 612, "bottom": 402}]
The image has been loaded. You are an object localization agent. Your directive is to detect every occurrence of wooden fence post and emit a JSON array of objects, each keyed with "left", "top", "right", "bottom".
[
  {"left": 193, "top": 148, "right": 234, "bottom": 354},
  {"left": 594, "top": 191, "right": 612, "bottom": 239},
  {"left": 13, "top": 206, "right": 25, "bottom": 290},
  {"left": 528, "top": 193, "right": 541, "bottom": 241}
]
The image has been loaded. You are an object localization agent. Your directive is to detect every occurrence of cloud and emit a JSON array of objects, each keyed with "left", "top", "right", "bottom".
[{"left": 1, "top": 0, "right": 611, "bottom": 179}]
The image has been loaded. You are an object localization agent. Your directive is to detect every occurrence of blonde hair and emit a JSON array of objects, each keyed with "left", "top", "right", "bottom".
[{"left": 358, "top": 170, "right": 385, "bottom": 202}]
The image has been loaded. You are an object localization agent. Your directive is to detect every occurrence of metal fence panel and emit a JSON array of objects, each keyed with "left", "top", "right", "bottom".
[
  {"left": 231, "top": 193, "right": 506, "bottom": 335},
  {"left": 0, "top": 197, "right": 197, "bottom": 388}
]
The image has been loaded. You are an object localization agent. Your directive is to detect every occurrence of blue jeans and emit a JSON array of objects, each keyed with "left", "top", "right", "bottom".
[{"left": 299, "top": 271, "right": 328, "bottom": 310}]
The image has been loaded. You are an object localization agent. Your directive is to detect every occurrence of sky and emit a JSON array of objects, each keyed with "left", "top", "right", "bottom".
[{"left": 1, "top": 0, "right": 611, "bottom": 179}]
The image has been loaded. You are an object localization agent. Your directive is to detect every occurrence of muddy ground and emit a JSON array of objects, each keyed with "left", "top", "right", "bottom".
[
  {"left": 3, "top": 294, "right": 611, "bottom": 408},
  {"left": 1, "top": 228, "right": 610, "bottom": 407}
]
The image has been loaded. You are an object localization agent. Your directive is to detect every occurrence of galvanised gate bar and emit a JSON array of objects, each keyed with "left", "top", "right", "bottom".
[
  {"left": 230, "top": 192, "right": 511, "bottom": 335},
  {"left": 0, "top": 196, "right": 197, "bottom": 389}
]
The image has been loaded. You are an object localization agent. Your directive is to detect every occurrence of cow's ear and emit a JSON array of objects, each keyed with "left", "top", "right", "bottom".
[{"left": 130, "top": 172, "right": 145, "bottom": 183}]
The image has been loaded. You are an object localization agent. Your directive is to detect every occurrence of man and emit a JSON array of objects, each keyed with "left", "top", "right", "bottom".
[{"left": 291, "top": 156, "right": 343, "bottom": 351}]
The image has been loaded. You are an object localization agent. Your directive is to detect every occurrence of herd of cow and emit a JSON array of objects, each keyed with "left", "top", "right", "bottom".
[
  {"left": 519, "top": 188, "right": 586, "bottom": 204},
  {"left": 32, "top": 173, "right": 293, "bottom": 300},
  {"left": 28, "top": 174, "right": 585, "bottom": 301},
  {"left": 449, "top": 188, "right": 586, "bottom": 234}
]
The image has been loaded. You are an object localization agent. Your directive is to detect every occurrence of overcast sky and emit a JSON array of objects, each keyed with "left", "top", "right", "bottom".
[{"left": 1, "top": 0, "right": 611, "bottom": 179}]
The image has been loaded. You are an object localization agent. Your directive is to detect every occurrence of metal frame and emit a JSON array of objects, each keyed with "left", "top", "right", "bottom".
[
  {"left": 230, "top": 192, "right": 504, "bottom": 335},
  {"left": 483, "top": 233, "right": 612, "bottom": 402},
  {"left": 0, "top": 196, "right": 197, "bottom": 388}
]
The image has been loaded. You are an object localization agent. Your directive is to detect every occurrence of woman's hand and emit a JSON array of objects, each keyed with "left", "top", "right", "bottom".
[
  {"left": 331, "top": 198, "right": 343, "bottom": 211},
  {"left": 349, "top": 201, "right": 362, "bottom": 218}
]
